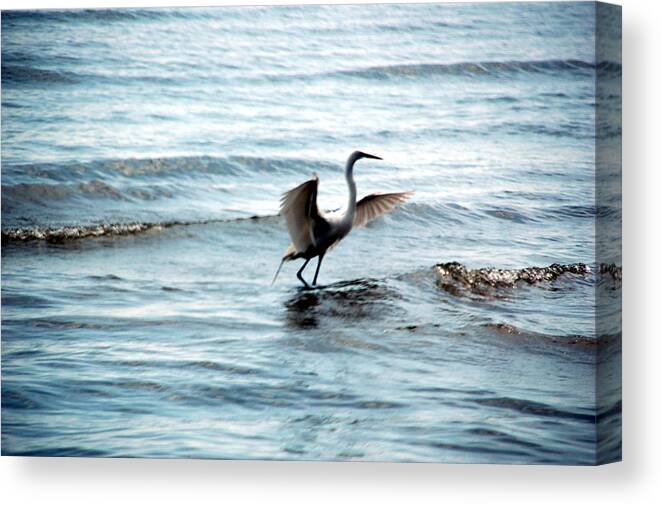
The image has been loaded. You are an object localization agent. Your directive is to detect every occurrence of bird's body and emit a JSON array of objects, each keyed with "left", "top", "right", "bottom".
[{"left": 272, "top": 151, "right": 412, "bottom": 288}]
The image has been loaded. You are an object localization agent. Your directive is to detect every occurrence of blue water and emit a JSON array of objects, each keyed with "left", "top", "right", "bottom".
[{"left": 1, "top": 3, "right": 621, "bottom": 463}]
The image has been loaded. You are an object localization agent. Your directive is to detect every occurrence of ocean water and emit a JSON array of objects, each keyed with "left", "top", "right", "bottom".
[{"left": 1, "top": 3, "right": 621, "bottom": 463}]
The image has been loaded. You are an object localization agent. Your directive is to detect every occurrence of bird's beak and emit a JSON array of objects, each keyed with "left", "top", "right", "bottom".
[{"left": 362, "top": 152, "right": 383, "bottom": 160}]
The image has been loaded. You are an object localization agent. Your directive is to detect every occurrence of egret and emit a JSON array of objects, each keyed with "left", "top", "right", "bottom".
[{"left": 272, "top": 151, "right": 413, "bottom": 288}]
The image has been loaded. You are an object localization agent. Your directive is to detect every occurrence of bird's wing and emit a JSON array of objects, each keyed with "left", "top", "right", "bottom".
[
  {"left": 279, "top": 175, "right": 320, "bottom": 253},
  {"left": 353, "top": 191, "right": 413, "bottom": 227}
]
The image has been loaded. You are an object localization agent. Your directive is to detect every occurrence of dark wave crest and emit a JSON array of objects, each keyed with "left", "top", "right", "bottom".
[
  {"left": 2, "top": 8, "right": 177, "bottom": 24},
  {"left": 472, "top": 396, "right": 593, "bottom": 422},
  {"left": 1, "top": 63, "right": 195, "bottom": 88},
  {"left": 334, "top": 59, "right": 621, "bottom": 80},
  {"left": 1, "top": 64, "right": 81, "bottom": 85}
]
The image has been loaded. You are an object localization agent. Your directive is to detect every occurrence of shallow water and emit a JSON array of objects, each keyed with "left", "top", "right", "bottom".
[{"left": 1, "top": 3, "right": 621, "bottom": 463}]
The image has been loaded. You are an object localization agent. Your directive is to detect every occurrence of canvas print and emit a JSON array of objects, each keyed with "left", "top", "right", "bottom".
[{"left": 1, "top": 2, "right": 621, "bottom": 464}]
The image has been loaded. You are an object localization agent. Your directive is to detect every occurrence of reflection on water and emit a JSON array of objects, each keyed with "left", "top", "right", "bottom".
[{"left": 284, "top": 278, "right": 401, "bottom": 329}]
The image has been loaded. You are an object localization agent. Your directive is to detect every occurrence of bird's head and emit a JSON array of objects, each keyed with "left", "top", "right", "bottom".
[{"left": 348, "top": 151, "right": 383, "bottom": 165}]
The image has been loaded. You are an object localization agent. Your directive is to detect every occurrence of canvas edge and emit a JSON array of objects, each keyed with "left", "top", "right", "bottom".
[{"left": 594, "top": 0, "right": 622, "bottom": 466}]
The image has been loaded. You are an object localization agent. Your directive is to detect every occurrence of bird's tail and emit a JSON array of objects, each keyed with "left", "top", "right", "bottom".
[{"left": 271, "top": 244, "right": 296, "bottom": 286}]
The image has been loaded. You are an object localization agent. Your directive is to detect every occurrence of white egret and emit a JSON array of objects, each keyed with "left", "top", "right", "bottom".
[{"left": 272, "top": 151, "right": 412, "bottom": 288}]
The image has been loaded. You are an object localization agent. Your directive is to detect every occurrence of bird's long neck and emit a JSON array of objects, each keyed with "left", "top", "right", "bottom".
[{"left": 344, "top": 157, "right": 358, "bottom": 223}]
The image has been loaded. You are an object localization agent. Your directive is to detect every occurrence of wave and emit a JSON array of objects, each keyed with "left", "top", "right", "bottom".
[
  {"left": 472, "top": 396, "right": 593, "bottom": 422},
  {"left": 2, "top": 222, "right": 172, "bottom": 243},
  {"left": 332, "top": 59, "right": 621, "bottom": 80},
  {"left": 1, "top": 154, "right": 340, "bottom": 221},
  {"left": 481, "top": 323, "right": 622, "bottom": 350},
  {"left": 2, "top": 155, "right": 336, "bottom": 183},
  {"left": 1, "top": 64, "right": 81, "bottom": 85},
  {"left": 1, "top": 8, "right": 177, "bottom": 24},
  {"left": 3, "top": 57, "right": 621, "bottom": 89},
  {"left": 0, "top": 62, "right": 191, "bottom": 88},
  {"left": 291, "top": 262, "right": 616, "bottom": 297},
  {"left": 2, "top": 179, "right": 131, "bottom": 203},
  {"left": 0, "top": 215, "right": 278, "bottom": 244},
  {"left": 434, "top": 261, "right": 589, "bottom": 291},
  {"left": 0, "top": 200, "right": 529, "bottom": 243},
  {"left": 3, "top": 215, "right": 622, "bottom": 295}
]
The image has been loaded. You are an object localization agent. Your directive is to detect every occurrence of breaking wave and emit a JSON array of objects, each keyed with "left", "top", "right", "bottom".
[
  {"left": 2, "top": 222, "right": 171, "bottom": 243},
  {"left": 433, "top": 261, "right": 590, "bottom": 292},
  {"left": 1, "top": 215, "right": 274, "bottom": 244}
]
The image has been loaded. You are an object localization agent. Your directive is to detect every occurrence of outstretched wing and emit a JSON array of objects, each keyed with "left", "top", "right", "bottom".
[
  {"left": 279, "top": 176, "right": 320, "bottom": 254},
  {"left": 354, "top": 191, "right": 413, "bottom": 227}
]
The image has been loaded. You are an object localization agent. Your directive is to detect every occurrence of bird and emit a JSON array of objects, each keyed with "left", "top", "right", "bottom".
[{"left": 272, "top": 150, "right": 413, "bottom": 288}]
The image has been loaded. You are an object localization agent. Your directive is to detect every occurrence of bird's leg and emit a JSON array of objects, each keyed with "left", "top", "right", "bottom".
[
  {"left": 312, "top": 253, "right": 325, "bottom": 286},
  {"left": 296, "top": 258, "right": 311, "bottom": 288}
]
